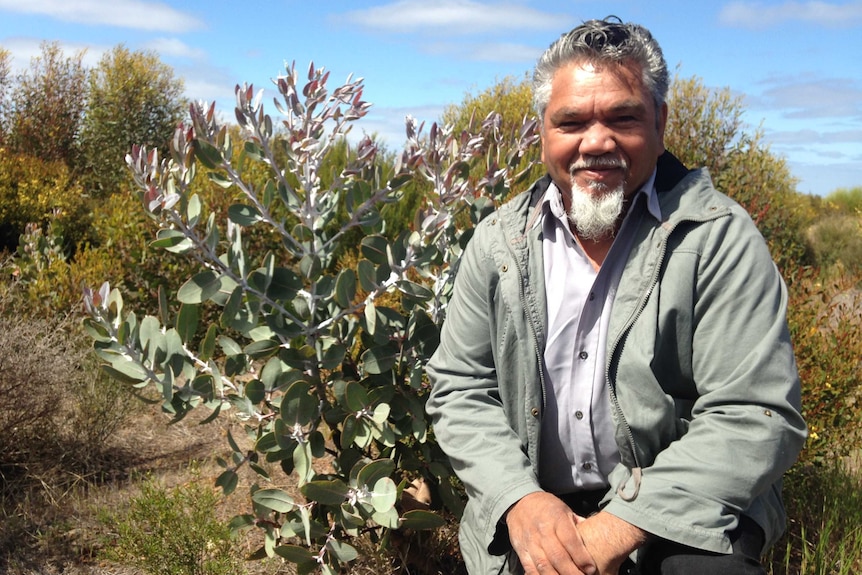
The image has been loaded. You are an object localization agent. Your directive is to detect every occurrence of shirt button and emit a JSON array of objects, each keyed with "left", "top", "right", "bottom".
[
  {"left": 575, "top": 410, "right": 584, "bottom": 420},
  {"left": 578, "top": 350, "right": 588, "bottom": 360},
  {"left": 530, "top": 407, "right": 540, "bottom": 417},
  {"left": 588, "top": 292, "right": 595, "bottom": 301},
  {"left": 582, "top": 462, "right": 592, "bottom": 471}
]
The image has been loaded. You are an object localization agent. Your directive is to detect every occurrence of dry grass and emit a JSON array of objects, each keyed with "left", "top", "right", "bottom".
[{"left": 0, "top": 310, "right": 461, "bottom": 574}]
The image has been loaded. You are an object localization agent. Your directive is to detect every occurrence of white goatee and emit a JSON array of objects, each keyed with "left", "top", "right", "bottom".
[{"left": 566, "top": 157, "right": 627, "bottom": 241}]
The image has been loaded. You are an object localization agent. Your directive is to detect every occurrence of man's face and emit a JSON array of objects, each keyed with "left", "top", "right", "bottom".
[{"left": 540, "top": 60, "right": 668, "bottom": 210}]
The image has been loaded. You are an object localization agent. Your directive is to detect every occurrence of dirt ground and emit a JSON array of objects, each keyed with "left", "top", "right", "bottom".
[{"left": 0, "top": 396, "right": 297, "bottom": 575}]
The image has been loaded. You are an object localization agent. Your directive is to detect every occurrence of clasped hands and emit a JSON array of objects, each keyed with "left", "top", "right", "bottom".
[{"left": 506, "top": 491, "right": 646, "bottom": 575}]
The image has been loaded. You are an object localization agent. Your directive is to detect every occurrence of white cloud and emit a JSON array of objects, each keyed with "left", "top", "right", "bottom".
[
  {"left": 751, "top": 76, "right": 862, "bottom": 119},
  {"left": 719, "top": 0, "right": 862, "bottom": 29},
  {"left": 420, "top": 39, "right": 540, "bottom": 63},
  {"left": 1, "top": 37, "right": 107, "bottom": 73},
  {"left": 340, "top": 0, "right": 564, "bottom": 35},
  {"left": 467, "top": 41, "right": 541, "bottom": 62},
  {"left": 0, "top": 0, "right": 203, "bottom": 32},
  {"left": 348, "top": 104, "right": 447, "bottom": 149},
  {"left": 766, "top": 128, "right": 862, "bottom": 145},
  {"left": 143, "top": 38, "right": 207, "bottom": 61}
]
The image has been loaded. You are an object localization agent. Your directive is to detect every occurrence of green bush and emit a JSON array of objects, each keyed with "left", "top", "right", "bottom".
[
  {"left": 0, "top": 150, "right": 92, "bottom": 253},
  {"left": 82, "top": 63, "right": 539, "bottom": 573},
  {"left": 824, "top": 186, "right": 862, "bottom": 215},
  {"left": 806, "top": 214, "right": 862, "bottom": 272},
  {"left": 786, "top": 266, "right": 862, "bottom": 462},
  {"left": 100, "top": 476, "right": 244, "bottom": 575}
]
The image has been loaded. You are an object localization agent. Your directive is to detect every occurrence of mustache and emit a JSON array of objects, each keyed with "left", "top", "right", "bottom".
[{"left": 569, "top": 156, "right": 628, "bottom": 173}]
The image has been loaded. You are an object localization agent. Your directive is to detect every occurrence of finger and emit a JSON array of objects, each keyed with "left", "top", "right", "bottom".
[{"left": 555, "top": 514, "right": 597, "bottom": 574}]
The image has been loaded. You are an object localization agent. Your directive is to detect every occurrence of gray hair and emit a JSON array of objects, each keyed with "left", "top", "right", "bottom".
[{"left": 532, "top": 16, "right": 669, "bottom": 121}]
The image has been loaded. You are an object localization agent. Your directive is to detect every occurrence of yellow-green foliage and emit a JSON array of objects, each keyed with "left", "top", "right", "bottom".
[
  {"left": 442, "top": 74, "right": 534, "bottom": 130},
  {"left": 825, "top": 186, "right": 862, "bottom": 214},
  {"left": 787, "top": 266, "right": 862, "bottom": 461},
  {"left": 100, "top": 477, "right": 243, "bottom": 575},
  {"left": 0, "top": 149, "right": 91, "bottom": 251},
  {"left": 806, "top": 214, "right": 862, "bottom": 272},
  {"left": 441, "top": 74, "right": 543, "bottom": 191},
  {"left": 806, "top": 188, "right": 862, "bottom": 271}
]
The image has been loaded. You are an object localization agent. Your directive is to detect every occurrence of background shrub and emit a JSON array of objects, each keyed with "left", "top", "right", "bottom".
[{"left": 100, "top": 476, "right": 244, "bottom": 575}]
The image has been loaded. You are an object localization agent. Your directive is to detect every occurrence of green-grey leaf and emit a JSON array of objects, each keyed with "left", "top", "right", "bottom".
[
  {"left": 178, "top": 271, "right": 222, "bottom": 304},
  {"left": 397, "top": 279, "right": 433, "bottom": 302},
  {"left": 267, "top": 267, "right": 302, "bottom": 301},
  {"left": 101, "top": 362, "right": 149, "bottom": 385},
  {"left": 361, "top": 344, "right": 397, "bottom": 375},
  {"left": 302, "top": 479, "right": 349, "bottom": 505},
  {"left": 152, "top": 229, "right": 193, "bottom": 253},
  {"left": 228, "top": 203, "right": 262, "bottom": 227},
  {"left": 327, "top": 540, "right": 358, "bottom": 563},
  {"left": 360, "top": 235, "right": 389, "bottom": 265},
  {"left": 228, "top": 514, "right": 255, "bottom": 532},
  {"left": 294, "top": 441, "right": 313, "bottom": 485},
  {"left": 357, "top": 259, "right": 377, "bottom": 292},
  {"left": 292, "top": 223, "right": 314, "bottom": 242},
  {"left": 342, "top": 381, "right": 369, "bottom": 412},
  {"left": 176, "top": 303, "right": 200, "bottom": 343},
  {"left": 193, "top": 139, "right": 223, "bottom": 169},
  {"left": 139, "top": 315, "right": 161, "bottom": 355},
  {"left": 218, "top": 335, "right": 243, "bottom": 356},
  {"left": 399, "top": 509, "right": 447, "bottom": 530},
  {"left": 371, "top": 506, "right": 400, "bottom": 529},
  {"left": 244, "top": 338, "right": 280, "bottom": 360},
  {"left": 199, "top": 324, "right": 218, "bottom": 362},
  {"left": 245, "top": 379, "right": 266, "bottom": 404},
  {"left": 216, "top": 469, "right": 238, "bottom": 495},
  {"left": 280, "top": 380, "right": 317, "bottom": 426},
  {"left": 357, "top": 459, "right": 395, "bottom": 490},
  {"left": 320, "top": 342, "right": 346, "bottom": 371},
  {"left": 299, "top": 254, "right": 322, "bottom": 281},
  {"left": 370, "top": 477, "right": 397, "bottom": 513},
  {"left": 334, "top": 268, "right": 357, "bottom": 309},
  {"left": 252, "top": 488, "right": 296, "bottom": 513},
  {"left": 364, "top": 301, "right": 377, "bottom": 336}
]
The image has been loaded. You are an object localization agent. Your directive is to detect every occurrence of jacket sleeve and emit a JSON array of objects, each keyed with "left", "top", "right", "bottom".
[
  {"left": 425, "top": 218, "right": 543, "bottom": 556},
  {"left": 604, "top": 201, "right": 807, "bottom": 553}
]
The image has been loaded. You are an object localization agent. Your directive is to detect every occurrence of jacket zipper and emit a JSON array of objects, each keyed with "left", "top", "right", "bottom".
[{"left": 606, "top": 209, "right": 727, "bottom": 501}]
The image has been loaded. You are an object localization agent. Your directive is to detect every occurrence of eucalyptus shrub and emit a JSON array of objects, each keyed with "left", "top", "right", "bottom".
[{"left": 82, "top": 62, "right": 538, "bottom": 573}]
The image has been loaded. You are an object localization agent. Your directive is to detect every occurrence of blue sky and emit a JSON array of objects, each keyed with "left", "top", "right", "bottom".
[{"left": 1, "top": 0, "right": 860, "bottom": 196}]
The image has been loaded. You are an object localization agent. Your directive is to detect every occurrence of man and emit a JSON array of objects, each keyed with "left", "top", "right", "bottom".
[{"left": 425, "top": 17, "right": 807, "bottom": 575}]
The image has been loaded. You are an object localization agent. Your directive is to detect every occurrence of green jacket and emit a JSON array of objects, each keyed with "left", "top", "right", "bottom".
[{"left": 425, "top": 152, "right": 807, "bottom": 574}]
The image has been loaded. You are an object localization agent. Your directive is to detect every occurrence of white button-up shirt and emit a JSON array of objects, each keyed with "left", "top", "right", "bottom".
[{"left": 538, "top": 172, "right": 661, "bottom": 494}]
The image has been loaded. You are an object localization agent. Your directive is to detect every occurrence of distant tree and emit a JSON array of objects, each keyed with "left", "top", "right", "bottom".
[
  {"left": 806, "top": 214, "right": 862, "bottom": 271},
  {"left": 825, "top": 186, "right": 862, "bottom": 214},
  {"left": 78, "top": 45, "right": 186, "bottom": 196},
  {"left": 441, "top": 74, "right": 534, "bottom": 132},
  {"left": 6, "top": 42, "right": 87, "bottom": 165},
  {"left": 665, "top": 75, "right": 812, "bottom": 272}
]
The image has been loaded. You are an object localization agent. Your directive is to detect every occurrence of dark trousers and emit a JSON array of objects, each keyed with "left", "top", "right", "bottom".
[{"left": 559, "top": 491, "right": 767, "bottom": 575}]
